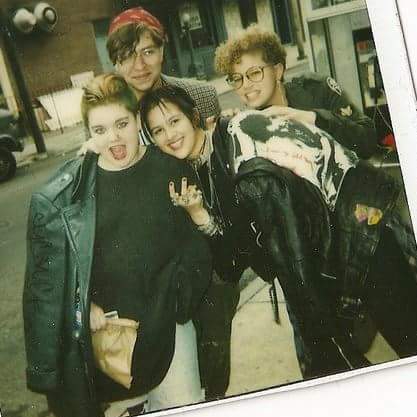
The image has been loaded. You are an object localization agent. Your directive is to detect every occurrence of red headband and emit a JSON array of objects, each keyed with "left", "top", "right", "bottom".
[{"left": 108, "top": 7, "right": 165, "bottom": 38}]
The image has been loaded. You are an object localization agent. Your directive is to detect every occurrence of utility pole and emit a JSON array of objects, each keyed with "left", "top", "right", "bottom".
[{"left": 0, "top": 7, "right": 47, "bottom": 155}]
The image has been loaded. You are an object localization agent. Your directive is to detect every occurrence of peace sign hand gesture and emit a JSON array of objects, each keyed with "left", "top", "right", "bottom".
[{"left": 169, "top": 177, "right": 210, "bottom": 226}]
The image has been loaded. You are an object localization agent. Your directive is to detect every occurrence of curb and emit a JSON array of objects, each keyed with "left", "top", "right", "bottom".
[
  {"left": 237, "top": 278, "right": 269, "bottom": 310},
  {"left": 16, "top": 143, "right": 82, "bottom": 169}
]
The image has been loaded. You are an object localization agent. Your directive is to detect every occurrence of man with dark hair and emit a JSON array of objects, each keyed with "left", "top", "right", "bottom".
[
  {"left": 107, "top": 7, "right": 221, "bottom": 142},
  {"left": 105, "top": 7, "right": 239, "bottom": 401}
]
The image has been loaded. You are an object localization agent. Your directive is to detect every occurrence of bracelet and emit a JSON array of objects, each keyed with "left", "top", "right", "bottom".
[{"left": 197, "top": 215, "right": 222, "bottom": 237}]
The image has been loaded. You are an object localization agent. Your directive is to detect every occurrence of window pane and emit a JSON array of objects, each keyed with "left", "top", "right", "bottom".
[
  {"left": 311, "top": 0, "right": 330, "bottom": 10},
  {"left": 311, "top": 0, "right": 354, "bottom": 10},
  {"left": 309, "top": 20, "right": 331, "bottom": 75},
  {"left": 238, "top": 0, "right": 258, "bottom": 28}
]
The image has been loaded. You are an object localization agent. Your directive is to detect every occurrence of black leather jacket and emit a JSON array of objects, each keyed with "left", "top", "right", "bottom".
[
  {"left": 285, "top": 73, "right": 378, "bottom": 159},
  {"left": 209, "top": 118, "right": 399, "bottom": 316},
  {"left": 23, "top": 152, "right": 212, "bottom": 417}
]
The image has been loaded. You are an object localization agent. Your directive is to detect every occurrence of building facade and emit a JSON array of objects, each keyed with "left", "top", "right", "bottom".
[{"left": 0, "top": 0, "right": 300, "bottom": 127}]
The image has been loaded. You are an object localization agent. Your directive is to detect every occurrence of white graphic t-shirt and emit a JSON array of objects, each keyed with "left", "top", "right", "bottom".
[{"left": 227, "top": 110, "right": 359, "bottom": 210}]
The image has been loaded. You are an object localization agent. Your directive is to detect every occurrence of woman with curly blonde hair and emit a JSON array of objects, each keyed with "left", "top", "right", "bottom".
[{"left": 215, "top": 24, "right": 377, "bottom": 159}]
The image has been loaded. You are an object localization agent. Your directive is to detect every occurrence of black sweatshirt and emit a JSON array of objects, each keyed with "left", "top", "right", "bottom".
[{"left": 90, "top": 146, "right": 211, "bottom": 398}]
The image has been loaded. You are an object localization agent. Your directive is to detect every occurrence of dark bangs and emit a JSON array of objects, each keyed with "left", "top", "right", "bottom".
[
  {"left": 139, "top": 85, "right": 198, "bottom": 140},
  {"left": 107, "top": 23, "right": 164, "bottom": 65}
]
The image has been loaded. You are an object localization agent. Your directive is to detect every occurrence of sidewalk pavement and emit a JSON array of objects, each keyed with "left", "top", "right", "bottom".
[
  {"left": 15, "top": 123, "right": 86, "bottom": 168},
  {"left": 228, "top": 277, "right": 302, "bottom": 395},
  {"left": 226, "top": 276, "right": 397, "bottom": 397}
]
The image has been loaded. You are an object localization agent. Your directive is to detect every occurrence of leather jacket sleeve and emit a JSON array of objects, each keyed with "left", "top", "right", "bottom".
[
  {"left": 175, "top": 218, "right": 213, "bottom": 323},
  {"left": 23, "top": 192, "right": 66, "bottom": 393},
  {"left": 236, "top": 161, "right": 331, "bottom": 264},
  {"left": 170, "top": 161, "right": 213, "bottom": 323},
  {"left": 202, "top": 118, "right": 253, "bottom": 283},
  {"left": 312, "top": 77, "right": 377, "bottom": 159}
]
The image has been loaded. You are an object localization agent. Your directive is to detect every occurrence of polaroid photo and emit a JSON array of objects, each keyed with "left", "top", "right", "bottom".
[{"left": 1, "top": 0, "right": 417, "bottom": 417}]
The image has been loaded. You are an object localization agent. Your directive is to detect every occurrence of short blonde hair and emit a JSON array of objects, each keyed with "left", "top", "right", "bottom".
[
  {"left": 215, "top": 25, "right": 287, "bottom": 75},
  {"left": 81, "top": 73, "right": 138, "bottom": 127}
]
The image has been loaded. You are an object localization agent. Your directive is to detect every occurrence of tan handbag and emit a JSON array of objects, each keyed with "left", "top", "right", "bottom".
[{"left": 92, "top": 318, "right": 139, "bottom": 389}]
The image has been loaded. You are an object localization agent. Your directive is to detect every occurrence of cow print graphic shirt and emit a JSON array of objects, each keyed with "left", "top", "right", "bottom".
[{"left": 227, "top": 110, "right": 359, "bottom": 210}]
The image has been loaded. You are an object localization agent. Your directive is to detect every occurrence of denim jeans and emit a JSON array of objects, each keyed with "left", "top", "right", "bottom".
[{"left": 105, "top": 321, "right": 204, "bottom": 416}]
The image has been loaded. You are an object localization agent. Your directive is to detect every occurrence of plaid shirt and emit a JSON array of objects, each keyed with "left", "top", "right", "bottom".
[{"left": 139, "top": 74, "right": 220, "bottom": 144}]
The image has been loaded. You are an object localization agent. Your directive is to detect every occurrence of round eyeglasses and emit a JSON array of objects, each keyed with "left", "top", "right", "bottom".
[{"left": 226, "top": 64, "right": 275, "bottom": 89}]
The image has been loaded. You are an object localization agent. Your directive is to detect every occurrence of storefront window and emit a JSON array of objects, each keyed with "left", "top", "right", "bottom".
[
  {"left": 238, "top": 0, "right": 258, "bottom": 28},
  {"left": 354, "top": 31, "right": 387, "bottom": 109},
  {"left": 179, "top": 1, "right": 215, "bottom": 48},
  {"left": 312, "top": 0, "right": 330, "bottom": 9},
  {"left": 309, "top": 20, "right": 332, "bottom": 76},
  {"left": 93, "top": 19, "right": 115, "bottom": 72},
  {"left": 311, "top": 0, "right": 354, "bottom": 10}
]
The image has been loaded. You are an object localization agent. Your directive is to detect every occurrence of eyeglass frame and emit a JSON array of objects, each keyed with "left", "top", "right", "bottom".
[
  {"left": 225, "top": 64, "right": 277, "bottom": 89},
  {"left": 116, "top": 44, "right": 163, "bottom": 69}
]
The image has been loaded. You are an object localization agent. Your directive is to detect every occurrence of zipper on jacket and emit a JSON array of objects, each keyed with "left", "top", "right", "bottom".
[{"left": 73, "top": 287, "right": 82, "bottom": 340}]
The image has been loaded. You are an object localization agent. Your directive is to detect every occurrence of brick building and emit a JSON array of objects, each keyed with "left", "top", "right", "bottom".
[{"left": 0, "top": 0, "right": 302, "bottom": 127}]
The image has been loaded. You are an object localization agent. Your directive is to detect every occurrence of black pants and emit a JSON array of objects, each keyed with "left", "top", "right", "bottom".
[
  {"left": 365, "top": 225, "right": 417, "bottom": 357},
  {"left": 193, "top": 275, "right": 240, "bottom": 400},
  {"left": 237, "top": 171, "right": 358, "bottom": 378}
]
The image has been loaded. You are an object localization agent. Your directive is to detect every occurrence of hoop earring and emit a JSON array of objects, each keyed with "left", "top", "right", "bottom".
[{"left": 277, "top": 80, "right": 287, "bottom": 106}]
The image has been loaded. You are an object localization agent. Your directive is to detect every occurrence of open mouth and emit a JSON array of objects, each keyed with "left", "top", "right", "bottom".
[
  {"left": 110, "top": 145, "right": 127, "bottom": 160},
  {"left": 168, "top": 137, "right": 183, "bottom": 151}
]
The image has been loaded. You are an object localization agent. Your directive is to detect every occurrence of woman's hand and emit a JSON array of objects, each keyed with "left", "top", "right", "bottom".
[
  {"left": 169, "top": 177, "right": 210, "bottom": 226},
  {"left": 77, "top": 138, "right": 101, "bottom": 156},
  {"left": 262, "top": 106, "right": 317, "bottom": 126},
  {"left": 90, "top": 302, "right": 107, "bottom": 332}
]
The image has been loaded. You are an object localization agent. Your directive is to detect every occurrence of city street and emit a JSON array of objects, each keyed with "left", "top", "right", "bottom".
[
  {"left": 0, "top": 86, "right": 251, "bottom": 417},
  {"left": 0, "top": 152, "right": 77, "bottom": 417},
  {"left": 0, "top": 81, "right": 404, "bottom": 416},
  {"left": 0, "top": 0, "right": 416, "bottom": 416}
]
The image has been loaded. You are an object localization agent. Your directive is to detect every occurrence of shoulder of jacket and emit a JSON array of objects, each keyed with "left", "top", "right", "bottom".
[
  {"left": 162, "top": 74, "right": 216, "bottom": 95},
  {"left": 212, "top": 117, "right": 229, "bottom": 148},
  {"left": 291, "top": 72, "right": 326, "bottom": 85},
  {"left": 288, "top": 73, "right": 343, "bottom": 95},
  {"left": 35, "top": 157, "right": 82, "bottom": 203}
]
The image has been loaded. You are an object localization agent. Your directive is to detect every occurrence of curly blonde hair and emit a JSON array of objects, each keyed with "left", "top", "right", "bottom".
[
  {"left": 81, "top": 73, "right": 139, "bottom": 127},
  {"left": 214, "top": 25, "right": 287, "bottom": 75}
]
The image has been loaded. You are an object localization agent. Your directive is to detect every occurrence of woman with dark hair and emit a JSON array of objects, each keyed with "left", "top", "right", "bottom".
[
  {"left": 139, "top": 84, "right": 417, "bottom": 378},
  {"left": 23, "top": 74, "right": 212, "bottom": 417}
]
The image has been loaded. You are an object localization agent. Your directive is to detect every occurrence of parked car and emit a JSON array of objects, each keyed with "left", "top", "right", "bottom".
[{"left": 0, "top": 108, "right": 25, "bottom": 182}]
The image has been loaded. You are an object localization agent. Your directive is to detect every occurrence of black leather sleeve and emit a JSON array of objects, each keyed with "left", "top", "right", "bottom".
[
  {"left": 168, "top": 160, "right": 213, "bottom": 323},
  {"left": 23, "top": 193, "right": 66, "bottom": 393},
  {"left": 313, "top": 78, "right": 378, "bottom": 159}
]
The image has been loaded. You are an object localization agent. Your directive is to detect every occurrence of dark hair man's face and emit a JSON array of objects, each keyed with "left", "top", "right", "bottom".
[{"left": 116, "top": 31, "right": 164, "bottom": 99}]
